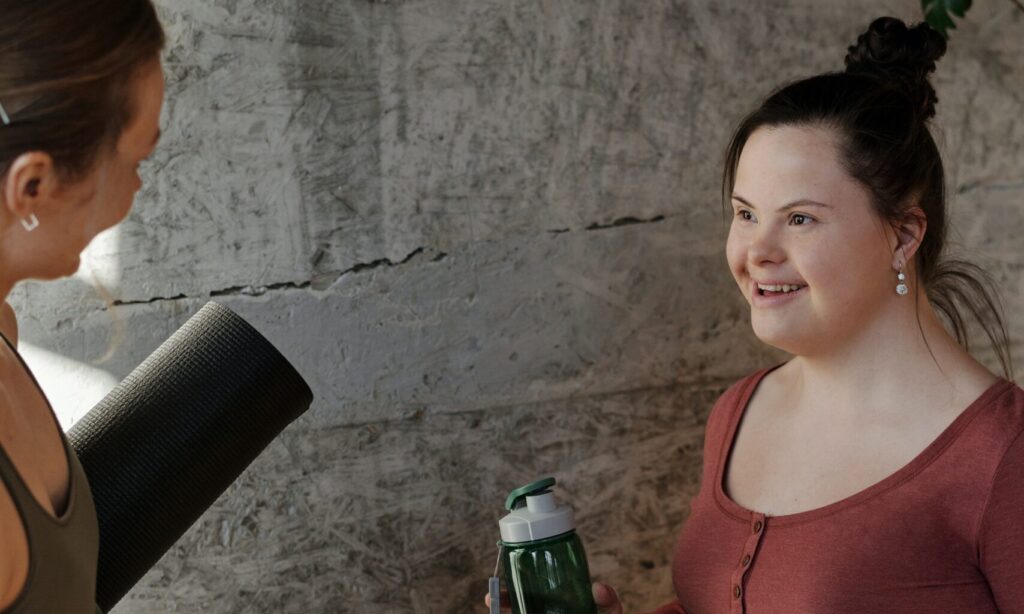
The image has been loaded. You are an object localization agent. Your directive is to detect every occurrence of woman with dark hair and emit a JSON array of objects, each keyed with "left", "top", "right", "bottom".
[
  {"left": 488, "top": 15, "right": 1022, "bottom": 614},
  {"left": 0, "top": 1, "right": 165, "bottom": 612}
]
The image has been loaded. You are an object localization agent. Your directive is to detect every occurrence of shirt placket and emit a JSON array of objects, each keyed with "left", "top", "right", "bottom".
[{"left": 731, "top": 511, "right": 766, "bottom": 613}]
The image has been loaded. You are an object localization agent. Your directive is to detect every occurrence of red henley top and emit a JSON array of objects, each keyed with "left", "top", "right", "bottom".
[{"left": 646, "top": 362, "right": 1024, "bottom": 614}]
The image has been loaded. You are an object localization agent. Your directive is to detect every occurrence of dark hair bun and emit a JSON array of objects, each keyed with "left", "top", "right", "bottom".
[{"left": 844, "top": 16, "right": 947, "bottom": 120}]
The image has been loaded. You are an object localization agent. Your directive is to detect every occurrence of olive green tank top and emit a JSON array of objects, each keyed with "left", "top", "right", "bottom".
[{"left": 0, "top": 331, "right": 101, "bottom": 614}]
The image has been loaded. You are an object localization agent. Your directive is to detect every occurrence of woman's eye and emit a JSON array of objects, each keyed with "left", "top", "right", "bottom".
[
  {"left": 736, "top": 210, "right": 753, "bottom": 221},
  {"left": 791, "top": 214, "right": 812, "bottom": 225}
]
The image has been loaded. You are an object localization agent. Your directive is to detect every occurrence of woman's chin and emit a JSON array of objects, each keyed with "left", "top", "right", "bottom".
[
  {"left": 68, "top": 252, "right": 85, "bottom": 276},
  {"left": 752, "top": 322, "right": 810, "bottom": 355},
  {"left": 38, "top": 254, "right": 83, "bottom": 281}
]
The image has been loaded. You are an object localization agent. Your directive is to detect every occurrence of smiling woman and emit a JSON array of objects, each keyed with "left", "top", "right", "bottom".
[
  {"left": 0, "top": 1, "right": 165, "bottom": 612},
  {"left": 585, "top": 16, "right": 1024, "bottom": 614}
]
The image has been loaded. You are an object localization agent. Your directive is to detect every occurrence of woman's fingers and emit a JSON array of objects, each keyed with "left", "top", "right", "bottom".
[
  {"left": 593, "top": 582, "right": 624, "bottom": 614},
  {"left": 483, "top": 589, "right": 512, "bottom": 611}
]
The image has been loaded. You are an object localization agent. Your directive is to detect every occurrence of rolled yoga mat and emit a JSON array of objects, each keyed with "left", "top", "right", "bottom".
[{"left": 67, "top": 301, "right": 314, "bottom": 612}]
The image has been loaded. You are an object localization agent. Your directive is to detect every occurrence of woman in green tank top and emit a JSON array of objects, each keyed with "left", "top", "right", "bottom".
[{"left": 0, "top": 2, "right": 166, "bottom": 612}]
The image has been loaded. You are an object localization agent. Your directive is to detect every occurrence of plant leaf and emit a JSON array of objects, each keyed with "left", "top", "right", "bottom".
[
  {"left": 921, "top": 0, "right": 973, "bottom": 38},
  {"left": 948, "top": 0, "right": 972, "bottom": 17}
]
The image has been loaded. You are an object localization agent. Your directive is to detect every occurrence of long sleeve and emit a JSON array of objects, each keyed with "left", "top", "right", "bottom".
[{"left": 978, "top": 428, "right": 1024, "bottom": 614}]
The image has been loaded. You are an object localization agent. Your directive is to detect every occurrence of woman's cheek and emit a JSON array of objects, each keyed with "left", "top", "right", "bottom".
[{"left": 724, "top": 237, "right": 746, "bottom": 287}]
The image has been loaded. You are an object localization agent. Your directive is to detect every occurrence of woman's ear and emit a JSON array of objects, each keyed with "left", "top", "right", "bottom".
[
  {"left": 890, "top": 206, "right": 927, "bottom": 269},
  {"left": 2, "top": 152, "right": 59, "bottom": 221}
]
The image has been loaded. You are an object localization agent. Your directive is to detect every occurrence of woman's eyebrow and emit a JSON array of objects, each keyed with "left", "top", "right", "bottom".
[{"left": 731, "top": 194, "right": 833, "bottom": 211}]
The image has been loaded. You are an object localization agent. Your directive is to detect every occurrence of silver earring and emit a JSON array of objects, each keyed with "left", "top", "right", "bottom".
[
  {"left": 21, "top": 214, "right": 39, "bottom": 232},
  {"left": 895, "top": 263, "right": 908, "bottom": 296}
]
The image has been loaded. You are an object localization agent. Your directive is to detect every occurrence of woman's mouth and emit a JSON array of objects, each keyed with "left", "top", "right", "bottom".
[
  {"left": 757, "top": 282, "right": 802, "bottom": 296},
  {"left": 752, "top": 281, "right": 807, "bottom": 306}
]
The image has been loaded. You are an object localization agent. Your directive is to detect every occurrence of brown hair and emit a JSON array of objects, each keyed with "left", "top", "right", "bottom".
[
  {"left": 722, "top": 17, "right": 1014, "bottom": 381},
  {"left": 0, "top": 0, "right": 165, "bottom": 179}
]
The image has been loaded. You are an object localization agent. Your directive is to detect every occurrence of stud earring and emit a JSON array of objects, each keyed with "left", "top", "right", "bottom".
[
  {"left": 21, "top": 214, "right": 39, "bottom": 232},
  {"left": 895, "top": 263, "right": 908, "bottom": 296}
]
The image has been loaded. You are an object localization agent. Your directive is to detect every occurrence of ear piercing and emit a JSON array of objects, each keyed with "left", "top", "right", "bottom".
[{"left": 896, "top": 263, "right": 908, "bottom": 296}]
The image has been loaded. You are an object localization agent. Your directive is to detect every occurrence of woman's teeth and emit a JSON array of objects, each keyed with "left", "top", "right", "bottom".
[{"left": 757, "top": 283, "right": 805, "bottom": 295}]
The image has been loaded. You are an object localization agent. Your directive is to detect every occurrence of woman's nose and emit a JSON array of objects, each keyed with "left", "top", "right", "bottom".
[{"left": 747, "top": 224, "right": 786, "bottom": 264}]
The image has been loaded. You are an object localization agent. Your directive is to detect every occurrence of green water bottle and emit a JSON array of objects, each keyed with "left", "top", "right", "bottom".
[{"left": 498, "top": 477, "right": 598, "bottom": 614}]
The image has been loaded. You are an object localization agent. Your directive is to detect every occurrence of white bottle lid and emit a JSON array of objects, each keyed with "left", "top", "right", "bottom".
[{"left": 499, "top": 478, "right": 576, "bottom": 544}]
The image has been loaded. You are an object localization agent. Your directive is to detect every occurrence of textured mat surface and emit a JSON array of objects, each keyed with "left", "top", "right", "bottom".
[{"left": 68, "top": 301, "right": 314, "bottom": 612}]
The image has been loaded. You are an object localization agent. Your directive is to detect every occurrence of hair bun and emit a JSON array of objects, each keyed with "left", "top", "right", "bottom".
[{"left": 844, "top": 16, "right": 947, "bottom": 119}]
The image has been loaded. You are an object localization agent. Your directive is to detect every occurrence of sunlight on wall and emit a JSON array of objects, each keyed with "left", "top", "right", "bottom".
[
  {"left": 19, "top": 341, "right": 120, "bottom": 430},
  {"left": 15, "top": 220, "right": 126, "bottom": 430},
  {"left": 75, "top": 225, "right": 123, "bottom": 292}
]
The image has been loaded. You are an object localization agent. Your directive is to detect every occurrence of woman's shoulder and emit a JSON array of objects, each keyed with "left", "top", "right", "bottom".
[
  {"left": 705, "top": 361, "right": 787, "bottom": 432},
  {"left": 975, "top": 376, "right": 1024, "bottom": 439},
  {"left": 718, "top": 360, "right": 788, "bottom": 403},
  {"left": 0, "top": 303, "right": 28, "bottom": 608}
]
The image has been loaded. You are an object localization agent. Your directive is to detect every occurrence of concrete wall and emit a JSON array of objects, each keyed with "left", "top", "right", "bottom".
[{"left": 9, "top": 0, "right": 1023, "bottom": 611}]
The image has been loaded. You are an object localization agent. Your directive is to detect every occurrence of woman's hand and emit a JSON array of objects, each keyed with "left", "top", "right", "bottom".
[
  {"left": 483, "top": 582, "right": 624, "bottom": 612},
  {"left": 593, "top": 582, "right": 624, "bottom": 613}
]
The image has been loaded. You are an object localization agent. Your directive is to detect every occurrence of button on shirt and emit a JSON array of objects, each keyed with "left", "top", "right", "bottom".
[{"left": 644, "top": 363, "right": 1024, "bottom": 614}]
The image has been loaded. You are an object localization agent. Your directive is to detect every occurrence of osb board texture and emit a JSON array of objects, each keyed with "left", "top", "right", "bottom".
[
  {"left": 1, "top": 0, "right": 1020, "bottom": 612},
  {"left": 116, "top": 384, "right": 719, "bottom": 613}
]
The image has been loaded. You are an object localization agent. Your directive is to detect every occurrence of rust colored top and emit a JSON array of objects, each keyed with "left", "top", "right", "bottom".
[{"left": 647, "top": 362, "right": 1024, "bottom": 614}]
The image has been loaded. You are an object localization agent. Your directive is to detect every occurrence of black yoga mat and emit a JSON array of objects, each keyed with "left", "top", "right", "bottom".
[{"left": 67, "top": 301, "right": 314, "bottom": 612}]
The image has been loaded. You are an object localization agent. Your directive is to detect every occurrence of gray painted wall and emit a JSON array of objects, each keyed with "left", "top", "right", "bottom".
[{"left": 9, "top": 0, "right": 1023, "bottom": 611}]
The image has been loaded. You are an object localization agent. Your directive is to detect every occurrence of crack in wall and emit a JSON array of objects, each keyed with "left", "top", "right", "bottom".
[
  {"left": 112, "top": 213, "right": 668, "bottom": 306},
  {"left": 547, "top": 213, "right": 668, "bottom": 234},
  {"left": 586, "top": 214, "right": 666, "bottom": 231},
  {"left": 113, "top": 247, "right": 440, "bottom": 306},
  {"left": 111, "top": 293, "right": 189, "bottom": 307}
]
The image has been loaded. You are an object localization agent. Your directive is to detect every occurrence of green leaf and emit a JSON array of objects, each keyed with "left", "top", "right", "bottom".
[
  {"left": 921, "top": 0, "right": 973, "bottom": 38},
  {"left": 947, "top": 0, "right": 972, "bottom": 18}
]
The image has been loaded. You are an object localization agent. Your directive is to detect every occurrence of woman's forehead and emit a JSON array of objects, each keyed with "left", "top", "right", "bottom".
[{"left": 734, "top": 125, "right": 863, "bottom": 207}]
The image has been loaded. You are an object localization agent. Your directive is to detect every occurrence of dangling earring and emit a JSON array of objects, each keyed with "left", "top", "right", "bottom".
[
  {"left": 895, "top": 263, "right": 908, "bottom": 296},
  {"left": 21, "top": 214, "right": 39, "bottom": 232}
]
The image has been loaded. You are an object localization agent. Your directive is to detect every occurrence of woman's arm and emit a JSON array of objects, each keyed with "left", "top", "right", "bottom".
[
  {"left": 0, "top": 302, "right": 28, "bottom": 609},
  {"left": 978, "top": 428, "right": 1024, "bottom": 612}
]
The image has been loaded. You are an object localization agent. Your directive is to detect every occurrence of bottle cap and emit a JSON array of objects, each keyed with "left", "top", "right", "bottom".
[{"left": 499, "top": 476, "right": 576, "bottom": 544}]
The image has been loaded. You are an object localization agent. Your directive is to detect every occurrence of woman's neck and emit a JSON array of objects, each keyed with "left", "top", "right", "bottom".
[
  {"left": 0, "top": 277, "right": 13, "bottom": 306},
  {"left": 0, "top": 263, "right": 15, "bottom": 305},
  {"left": 785, "top": 295, "right": 995, "bottom": 421}
]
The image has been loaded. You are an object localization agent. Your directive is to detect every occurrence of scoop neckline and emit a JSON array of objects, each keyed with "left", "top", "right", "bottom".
[
  {"left": 713, "top": 360, "right": 1014, "bottom": 527},
  {"left": 0, "top": 331, "right": 76, "bottom": 525}
]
